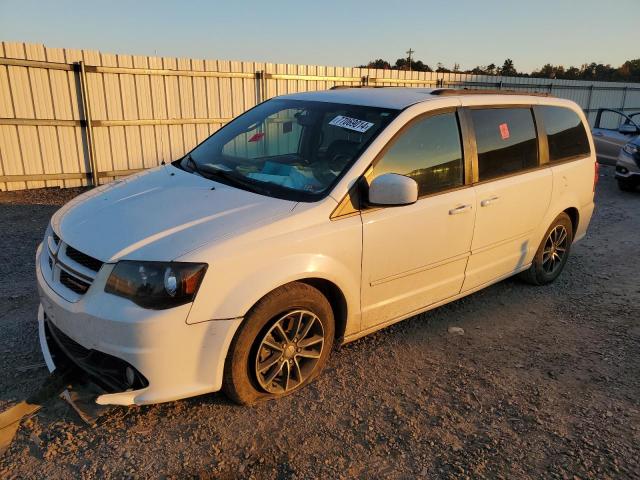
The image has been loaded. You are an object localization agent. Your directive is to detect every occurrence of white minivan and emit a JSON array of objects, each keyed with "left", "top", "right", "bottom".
[{"left": 36, "top": 88, "right": 596, "bottom": 406}]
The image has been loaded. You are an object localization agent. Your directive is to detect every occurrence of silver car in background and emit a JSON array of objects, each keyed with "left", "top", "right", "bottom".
[
  {"left": 615, "top": 136, "right": 640, "bottom": 192},
  {"left": 592, "top": 108, "right": 640, "bottom": 165}
]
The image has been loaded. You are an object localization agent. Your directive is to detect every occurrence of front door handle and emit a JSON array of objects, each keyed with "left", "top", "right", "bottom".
[
  {"left": 449, "top": 204, "right": 472, "bottom": 215},
  {"left": 593, "top": 131, "right": 603, "bottom": 137},
  {"left": 480, "top": 196, "right": 500, "bottom": 207}
]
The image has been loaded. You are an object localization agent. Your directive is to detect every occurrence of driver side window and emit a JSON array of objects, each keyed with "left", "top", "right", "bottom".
[
  {"left": 597, "top": 110, "right": 632, "bottom": 131},
  {"left": 372, "top": 111, "right": 464, "bottom": 197}
]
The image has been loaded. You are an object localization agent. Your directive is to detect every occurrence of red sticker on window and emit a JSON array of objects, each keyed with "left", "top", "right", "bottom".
[
  {"left": 248, "top": 132, "right": 265, "bottom": 142},
  {"left": 499, "top": 123, "right": 510, "bottom": 140}
]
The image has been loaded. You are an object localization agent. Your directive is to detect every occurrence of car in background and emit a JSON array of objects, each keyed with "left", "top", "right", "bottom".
[
  {"left": 616, "top": 136, "right": 640, "bottom": 191},
  {"left": 592, "top": 108, "right": 640, "bottom": 165}
]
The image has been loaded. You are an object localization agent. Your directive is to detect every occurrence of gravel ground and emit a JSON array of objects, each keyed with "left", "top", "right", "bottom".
[{"left": 0, "top": 166, "right": 639, "bottom": 479}]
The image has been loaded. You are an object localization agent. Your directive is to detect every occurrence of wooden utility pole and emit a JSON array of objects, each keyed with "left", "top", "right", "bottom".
[{"left": 406, "top": 48, "right": 414, "bottom": 72}]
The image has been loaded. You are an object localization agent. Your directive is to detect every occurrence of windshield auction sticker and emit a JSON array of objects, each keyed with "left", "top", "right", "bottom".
[{"left": 329, "top": 115, "right": 374, "bottom": 133}]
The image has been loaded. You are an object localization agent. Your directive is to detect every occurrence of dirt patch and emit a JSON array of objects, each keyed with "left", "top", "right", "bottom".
[{"left": 0, "top": 168, "right": 638, "bottom": 479}]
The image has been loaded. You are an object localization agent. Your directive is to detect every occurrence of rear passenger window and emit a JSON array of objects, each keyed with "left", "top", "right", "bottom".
[
  {"left": 539, "top": 106, "right": 590, "bottom": 162},
  {"left": 471, "top": 108, "right": 538, "bottom": 181},
  {"left": 373, "top": 112, "right": 463, "bottom": 197}
]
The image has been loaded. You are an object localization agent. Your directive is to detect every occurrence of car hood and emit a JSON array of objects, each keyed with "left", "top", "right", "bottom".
[{"left": 51, "top": 166, "right": 297, "bottom": 262}]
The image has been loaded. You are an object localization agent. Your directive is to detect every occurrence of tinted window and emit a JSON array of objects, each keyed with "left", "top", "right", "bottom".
[
  {"left": 373, "top": 112, "right": 463, "bottom": 196},
  {"left": 471, "top": 108, "right": 538, "bottom": 181},
  {"left": 540, "top": 106, "right": 590, "bottom": 162}
]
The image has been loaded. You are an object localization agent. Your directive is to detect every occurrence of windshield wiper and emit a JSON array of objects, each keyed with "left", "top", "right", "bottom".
[
  {"left": 200, "top": 165, "right": 272, "bottom": 195},
  {"left": 185, "top": 153, "right": 272, "bottom": 195},
  {"left": 185, "top": 153, "right": 208, "bottom": 178}
]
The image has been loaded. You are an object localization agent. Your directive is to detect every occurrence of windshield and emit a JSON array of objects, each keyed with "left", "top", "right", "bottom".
[{"left": 179, "top": 99, "right": 398, "bottom": 201}]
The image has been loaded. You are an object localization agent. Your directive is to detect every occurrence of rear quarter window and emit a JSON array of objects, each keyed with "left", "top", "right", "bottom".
[
  {"left": 539, "top": 106, "right": 591, "bottom": 162},
  {"left": 471, "top": 108, "right": 538, "bottom": 181}
]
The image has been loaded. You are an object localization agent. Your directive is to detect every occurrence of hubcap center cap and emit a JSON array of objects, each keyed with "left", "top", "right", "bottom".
[{"left": 284, "top": 344, "right": 296, "bottom": 359}]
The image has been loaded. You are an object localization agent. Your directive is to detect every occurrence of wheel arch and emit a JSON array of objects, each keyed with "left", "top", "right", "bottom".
[
  {"left": 239, "top": 277, "right": 350, "bottom": 344},
  {"left": 530, "top": 202, "right": 581, "bottom": 266},
  {"left": 297, "top": 278, "right": 349, "bottom": 344},
  {"left": 563, "top": 206, "right": 579, "bottom": 237}
]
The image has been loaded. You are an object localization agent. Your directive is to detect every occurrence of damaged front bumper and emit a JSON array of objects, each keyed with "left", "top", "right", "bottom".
[
  {"left": 37, "top": 304, "right": 150, "bottom": 405},
  {"left": 36, "top": 243, "right": 243, "bottom": 406},
  {"left": 38, "top": 305, "right": 149, "bottom": 391}
]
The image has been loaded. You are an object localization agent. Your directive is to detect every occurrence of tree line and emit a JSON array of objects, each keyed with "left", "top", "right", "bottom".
[{"left": 358, "top": 58, "right": 640, "bottom": 83}]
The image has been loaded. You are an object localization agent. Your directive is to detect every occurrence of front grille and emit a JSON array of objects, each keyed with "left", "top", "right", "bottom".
[
  {"left": 44, "top": 232, "right": 104, "bottom": 300},
  {"left": 60, "top": 269, "right": 91, "bottom": 294},
  {"left": 65, "top": 245, "right": 103, "bottom": 272},
  {"left": 44, "top": 318, "right": 149, "bottom": 392}
]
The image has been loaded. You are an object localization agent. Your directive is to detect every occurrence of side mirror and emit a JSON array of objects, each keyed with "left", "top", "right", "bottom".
[
  {"left": 619, "top": 124, "right": 639, "bottom": 135},
  {"left": 368, "top": 173, "right": 418, "bottom": 206}
]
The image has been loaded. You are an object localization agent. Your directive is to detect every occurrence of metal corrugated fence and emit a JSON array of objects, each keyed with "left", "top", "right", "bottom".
[{"left": 1, "top": 41, "right": 639, "bottom": 191}]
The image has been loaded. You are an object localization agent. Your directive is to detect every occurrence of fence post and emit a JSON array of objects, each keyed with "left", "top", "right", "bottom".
[
  {"left": 256, "top": 70, "right": 269, "bottom": 103},
  {"left": 263, "top": 70, "right": 269, "bottom": 102},
  {"left": 620, "top": 86, "right": 628, "bottom": 112},
  {"left": 255, "top": 70, "right": 263, "bottom": 103},
  {"left": 78, "top": 61, "right": 99, "bottom": 187},
  {"left": 586, "top": 84, "right": 594, "bottom": 115}
]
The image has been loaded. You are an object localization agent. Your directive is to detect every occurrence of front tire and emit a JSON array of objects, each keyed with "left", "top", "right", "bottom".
[
  {"left": 520, "top": 212, "right": 573, "bottom": 285},
  {"left": 223, "top": 282, "right": 334, "bottom": 405}
]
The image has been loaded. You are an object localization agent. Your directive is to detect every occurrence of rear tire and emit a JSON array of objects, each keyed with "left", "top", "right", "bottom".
[
  {"left": 617, "top": 177, "right": 637, "bottom": 192},
  {"left": 223, "top": 282, "right": 334, "bottom": 405},
  {"left": 520, "top": 212, "right": 573, "bottom": 286}
]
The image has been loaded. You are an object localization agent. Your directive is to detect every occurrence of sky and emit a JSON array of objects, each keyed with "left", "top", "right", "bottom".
[{"left": 0, "top": 0, "right": 636, "bottom": 72}]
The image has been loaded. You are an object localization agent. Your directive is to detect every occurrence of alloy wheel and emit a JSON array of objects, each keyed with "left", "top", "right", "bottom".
[
  {"left": 542, "top": 225, "right": 568, "bottom": 274},
  {"left": 254, "top": 309, "right": 325, "bottom": 394}
]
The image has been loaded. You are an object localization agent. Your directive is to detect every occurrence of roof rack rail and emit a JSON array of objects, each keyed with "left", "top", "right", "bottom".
[
  {"left": 431, "top": 88, "right": 551, "bottom": 97},
  {"left": 329, "top": 85, "right": 392, "bottom": 90}
]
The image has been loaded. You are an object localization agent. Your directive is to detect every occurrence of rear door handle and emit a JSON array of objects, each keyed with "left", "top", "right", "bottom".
[
  {"left": 449, "top": 204, "right": 472, "bottom": 215},
  {"left": 593, "top": 132, "right": 603, "bottom": 137},
  {"left": 480, "top": 196, "right": 500, "bottom": 207}
]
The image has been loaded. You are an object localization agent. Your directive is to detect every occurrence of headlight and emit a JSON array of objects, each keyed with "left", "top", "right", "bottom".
[
  {"left": 623, "top": 143, "right": 639, "bottom": 156},
  {"left": 105, "top": 261, "right": 207, "bottom": 309}
]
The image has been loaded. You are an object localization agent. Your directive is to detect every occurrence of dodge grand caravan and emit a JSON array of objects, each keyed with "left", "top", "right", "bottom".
[{"left": 36, "top": 88, "right": 596, "bottom": 405}]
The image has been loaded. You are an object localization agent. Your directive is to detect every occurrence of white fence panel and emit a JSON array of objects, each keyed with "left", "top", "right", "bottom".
[{"left": 1, "top": 41, "right": 639, "bottom": 191}]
